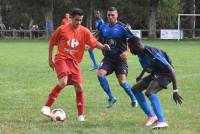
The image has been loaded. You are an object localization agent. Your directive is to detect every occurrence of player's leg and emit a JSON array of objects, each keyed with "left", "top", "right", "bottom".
[
  {"left": 116, "top": 61, "right": 137, "bottom": 107},
  {"left": 97, "top": 59, "right": 116, "bottom": 108},
  {"left": 145, "top": 77, "right": 168, "bottom": 128},
  {"left": 88, "top": 49, "right": 98, "bottom": 70},
  {"left": 74, "top": 83, "right": 85, "bottom": 121},
  {"left": 132, "top": 75, "right": 157, "bottom": 126},
  {"left": 41, "top": 60, "right": 69, "bottom": 117},
  {"left": 117, "top": 74, "right": 137, "bottom": 107}
]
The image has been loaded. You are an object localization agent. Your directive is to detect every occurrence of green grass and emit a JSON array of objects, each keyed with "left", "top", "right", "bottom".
[{"left": 0, "top": 39, "right": 200, "bottom": 134}]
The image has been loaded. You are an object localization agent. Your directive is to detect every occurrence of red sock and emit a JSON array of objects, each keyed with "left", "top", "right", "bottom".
[
  {"left": 45, "top": 85, "right": 63, "bottom": 107},
  {"left": 76, "top": 90, "right": 84, "bottom": 115}
]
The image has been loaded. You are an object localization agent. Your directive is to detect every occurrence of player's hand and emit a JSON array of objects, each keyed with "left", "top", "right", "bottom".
[
  {"left": 120, "top": 51, "right": 128, "bottom": 60},
  {"left": 173, "top": 92, "right": 183, "bottom": 105},
  {"left": 103, "top": 44, "right": 111, "bottom": 51},
  {"left": 49, "top": 59, "right": 55, "bottom": 71}
]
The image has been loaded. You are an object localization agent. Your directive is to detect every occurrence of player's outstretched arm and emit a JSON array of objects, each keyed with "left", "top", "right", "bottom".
[
  {"left": 136, "top": 69, "right": 146, "bottom": 82},
  {"left": 96, "top": 41, "right": 111, "bottom": 51},
  {"left": 166, "top": 64, "right": 183, "bottom": 105}
]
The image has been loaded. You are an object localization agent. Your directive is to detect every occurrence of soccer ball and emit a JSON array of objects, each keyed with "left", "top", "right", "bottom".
[{"left": 51, "top": 109, "right": 66, "bottom": 121}]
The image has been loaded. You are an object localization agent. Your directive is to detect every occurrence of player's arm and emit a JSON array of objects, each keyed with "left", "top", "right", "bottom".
[
  {"left": 96, "top": 41, "right": 110, "bottom": 51},
  {"left": 165, "top": 64, "right": 183, "bottom": 105},
  {"left": 48, "top": 27, "right": 61, "bottom": 70},
  {"left": 136, "top": 69, "right": 146, "bottom": 82}
]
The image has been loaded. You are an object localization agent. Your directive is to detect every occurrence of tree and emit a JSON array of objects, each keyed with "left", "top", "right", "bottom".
[
  {"left": 181, "top": 0, "right": 196, "bottom": 38},
  {"left": 148, "top": 0, "right": 160, "bottom": 39}
]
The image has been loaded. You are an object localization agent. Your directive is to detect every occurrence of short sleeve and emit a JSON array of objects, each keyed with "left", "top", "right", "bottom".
[
  {"left": 85, "top": 28, "right": 98, "bottom": 49},
  {"left": 50, "top": 27, "right": 61, "bottom": 46}
]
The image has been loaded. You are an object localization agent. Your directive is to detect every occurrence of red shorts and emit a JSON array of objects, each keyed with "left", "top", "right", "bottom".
[{"left": 54, "top": 59, "right": 82, "bottom": 85}]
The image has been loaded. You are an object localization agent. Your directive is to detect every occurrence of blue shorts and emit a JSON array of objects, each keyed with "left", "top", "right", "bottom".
[{"left": 99, "top": 57, "right": 128, "bottom": 76}]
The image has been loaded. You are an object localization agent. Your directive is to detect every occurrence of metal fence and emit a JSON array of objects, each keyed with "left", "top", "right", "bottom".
[
  {"left": 0, "top": 30, "right": 46, "bottom": 39},
  {"left": 0, "top": 29, "right": 200, "bottom": 39}
]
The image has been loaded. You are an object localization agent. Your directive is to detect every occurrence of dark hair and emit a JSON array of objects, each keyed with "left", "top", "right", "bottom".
[
  {"left": 108, "top": 6, "right": 117, "bottom": 11},
  {"left": 71, "top": 8, "right": 84, "bottom": 17},
  {"left": 128, "top": 36, "right": 140, "bottom": 44}
]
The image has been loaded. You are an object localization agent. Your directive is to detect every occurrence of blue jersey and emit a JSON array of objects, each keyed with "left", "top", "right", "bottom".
[
  {"left": 98, "top": 22, "right": 133, "bottom": 60},
  {"left": 138, "top": 45, "right": 172, "bottom": 74},
  {"left": 95, "top": 18, "right": 104, "bottom": 31}
]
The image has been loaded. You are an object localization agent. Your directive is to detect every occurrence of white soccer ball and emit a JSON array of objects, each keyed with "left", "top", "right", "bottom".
[{"left": 51, "top": 109, "right": 66, "bottom": 121}]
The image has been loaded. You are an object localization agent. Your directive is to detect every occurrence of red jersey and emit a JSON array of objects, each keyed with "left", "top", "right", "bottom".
[
  {"left": 50, "top": 24, "right": 98, "bottom": 63},
  {"left": 60, "top": 18, "right": 72, "bottom": 25}
]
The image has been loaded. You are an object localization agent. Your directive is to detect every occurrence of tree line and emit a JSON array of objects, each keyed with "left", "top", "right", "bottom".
[{"left": 0, "top": 0, "right": 199, "bottom": 38}]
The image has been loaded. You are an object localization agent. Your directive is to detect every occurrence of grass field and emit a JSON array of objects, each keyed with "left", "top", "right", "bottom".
[{"left": 0, "top": 39, "right": 200, "bottom": 134}]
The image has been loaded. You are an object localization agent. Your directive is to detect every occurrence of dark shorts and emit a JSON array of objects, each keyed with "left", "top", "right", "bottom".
[
  {"left": 99, "top": 58, "right": 128, "bottom": 76},
  {"left": 133, "top": 73, "right": 172, "bottom": 94},
  {"left": 143, "top": 74, "right": 171, "bottom": 89}
]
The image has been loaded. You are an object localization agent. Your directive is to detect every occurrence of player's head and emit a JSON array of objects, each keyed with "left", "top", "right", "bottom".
[
  {"left": 65, "top": 13, "right": 70, "bottom": 18},
  {"left": 128, "top": 36, "right": 144, "bottom": 55},
  {"left": 71, "top": 8, "right": 84, "bottom": 29},
  {"left": 107, "top": 7, "right": 118, "bottom": 24},
  {"left": 95, "top": 10, "right": 102, "bottom": 19}
]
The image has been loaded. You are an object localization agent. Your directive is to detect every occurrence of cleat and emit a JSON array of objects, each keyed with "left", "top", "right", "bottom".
[
  {"left": 41, "top": 106, "right": 51, "bottom": 117},
  {"left": 78, "top": 115, "right": 85, "bottom": 121},
  {"left": 107, "top": 97, "right": 117, "bottom": 108},
  {"left": 131, "top": 100, "right": 138, "bottom": 108},
  {"left": 145, "top": 115, "right": 158, "bottom": 126},
  {"left": 152, "top": 121, "right": 168, "bottom": 129}
]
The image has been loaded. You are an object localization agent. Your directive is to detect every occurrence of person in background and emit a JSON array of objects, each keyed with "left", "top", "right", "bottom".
[{"left": 60, "top": 13, "right": 72, "bottom": 25}]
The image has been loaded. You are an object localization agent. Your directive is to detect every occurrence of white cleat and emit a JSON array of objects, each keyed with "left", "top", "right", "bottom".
[
  {"left": 152, "top": 121, "right": 169, "bottom": 129},
  {"left": 41, "top": 106, "right": 51, "bottom": 117},
  {"left": 78, "top": 115, "right": 85, "bottom": 122},
  {"left": 145, "top": 115, "right": 158, "bottom": 126}
]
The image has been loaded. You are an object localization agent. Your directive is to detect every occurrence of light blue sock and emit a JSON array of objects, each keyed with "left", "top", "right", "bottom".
[
  {"left": 148, "top": 94, "right": 164, "bottom": 122},
  {"left": 98, "top": 76, "right": 113, "bottom": 99},
  {"left": 121, "top": 82, "right": 136, "bottom": 102},
  {"left": 132, "top": 90, "right": 154, "bottom": 116},
  {"left": 88, "top": 50, "right": 98, "bottom": 67}
]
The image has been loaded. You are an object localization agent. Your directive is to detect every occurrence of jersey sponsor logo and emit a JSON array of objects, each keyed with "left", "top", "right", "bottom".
[
  {"left": 67, "top": 38, "right": 79, "bottom": 48},
  {"left": 107, "top": 38, "right": 117, "bottom": 48}
]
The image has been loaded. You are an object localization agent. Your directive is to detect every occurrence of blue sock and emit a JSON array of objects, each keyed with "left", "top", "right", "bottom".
[
  {"left": 98, "top": 76, "right": 113, "bottom": 99},
  {"left": 132, "top": 90, "right": 154, "bottom": 116},
  {"left": 148, "top": 94, "right": 164, "bottom": 122},
  {"left": 88, "top": 50, "right": 98, "bottom": 67},
  {"left": 121, "top": 82, "right": 136, "bottom": 102}
]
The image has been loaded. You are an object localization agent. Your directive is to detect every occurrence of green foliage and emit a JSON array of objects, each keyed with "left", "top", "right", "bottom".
[
  {"left": 0, "top": 40, "right": 200, "bottom": 134},
  {"left": 158, "top": 0, "right": 181, "bottom": 28},
  {"left": 0, "top": 0, "right": 191, "bottom": 30}
]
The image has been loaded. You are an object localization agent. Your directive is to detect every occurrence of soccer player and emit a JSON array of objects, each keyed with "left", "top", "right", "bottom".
[
  {"left": 127, "top": 36, "right": 183, "bottom": 129},
  {"left": 41, "top": 8, "right": 110, "bottom": 121},
  {"left": 60, "top": 13, "right": 72, "bottom": 25},
  {"left": 96, "top": 7, "right": 137, "bottom": 108},
  {"left": 88, "top": 10, "right": 104, "bottom": 70}
]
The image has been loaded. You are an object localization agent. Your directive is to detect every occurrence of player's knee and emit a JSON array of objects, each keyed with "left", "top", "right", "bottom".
[
  {"left": 145, "top": 90, "right": 154, "bottom": 97},
  {"left": 74, "top": 84, "right": 83, "bottom": 91},
  {"left": 58, "top": 80, "right": 67, "bottom": 88},
  {"left": 97, "top": 70, "right": 105, "bottom": 77}
]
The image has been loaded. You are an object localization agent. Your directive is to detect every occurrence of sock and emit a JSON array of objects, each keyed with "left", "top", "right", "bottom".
[
  {"left": 88, "top": 50, "right": 98, "bottom": 67},
  {"left": 148, "top": 94, "right": 164, "bottom": 122},
  {"left": 45, "top": 85, "right": 63, "bottom": 107},
  {"left": 76, "top": 90, "right": 84, "bottom": 115},
  {"left": 132, "top": 90, "right": 154, "bottom": 116},
  {"left": 121, "top": 82, "right": 136, "bottom": 102},
  {"left": 98, "top": 76, "right": 113, "bottom": 99}
]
